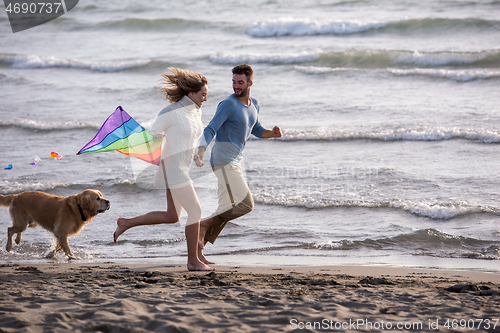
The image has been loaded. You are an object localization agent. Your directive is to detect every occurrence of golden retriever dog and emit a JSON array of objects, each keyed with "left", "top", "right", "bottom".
[{"left": 1, "top": 189, "right": 110, "bottom": 260}]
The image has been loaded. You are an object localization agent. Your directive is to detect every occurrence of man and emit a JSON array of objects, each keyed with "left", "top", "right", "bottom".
[{"left": 195, "top": 64, "right": 282, "bottom": 261}]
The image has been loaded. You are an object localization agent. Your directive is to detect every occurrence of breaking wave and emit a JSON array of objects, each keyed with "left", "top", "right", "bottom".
[
  {"left": 0, "top": 53, "right": 155, "bottom": 72},
  {"left": 4, "top": 49, "right": 499, "bottom": 75},
  {"left": 387, "top": 68, "right": 500, "bottom": 81},
  {"left": 0, "top": 178, "right": 139, "bottom": 195},
  {"left": 0, "top": 119, "right": 100, "bottom": 131},
  {"left": 210, "top": 49, "right": 500, "bottom": 72},
  {"left": 248, "top": 17, "right": 500, "bottom": 37},
  {"left": 279, "top": 127, "right": 500, "bottom": 143},
  {"left": 314, "top": 229, "right": 500, "bottom": 260},
  {"left": 253, "top": 194, "right": 500, "bottom": 220}
]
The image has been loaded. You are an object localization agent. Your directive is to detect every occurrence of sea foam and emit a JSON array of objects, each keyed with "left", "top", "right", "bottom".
[
  {"left": 280, "top": 127, "right": 500, "bottom": 143},
  {"left": 247, "top": 17, "right": 500, "bottom": 37},
  {"left": 209, "top": 49, "right": 500, "bottom": 69},
  {"left": 253, "top": 193, "right": 500, "bottom": 220},
  {"left": 1, "top": 54, "right": 150, "bottom": 72},
  {"left": 247, "top": 17, "right": 402, "bottom": 37},
  {"left": 0, "top": 119, "right": 100, "bottom": 131},
  {"left": 388, "top": 68, "right": 500, "bottom": 82}
]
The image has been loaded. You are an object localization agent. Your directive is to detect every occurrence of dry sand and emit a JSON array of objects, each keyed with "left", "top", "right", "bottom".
[{"left": 0, "top": 263, "right": 499, "bottom": 332}]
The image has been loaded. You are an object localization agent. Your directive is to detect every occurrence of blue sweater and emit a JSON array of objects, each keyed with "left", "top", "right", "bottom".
[{"left": 200, "top": 94, "right": 266, "bottom": 165}]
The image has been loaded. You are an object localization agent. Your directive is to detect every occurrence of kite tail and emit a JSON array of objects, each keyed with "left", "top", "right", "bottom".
[{"left": 0, "top": 194, "right": 15, "bottom": 208}]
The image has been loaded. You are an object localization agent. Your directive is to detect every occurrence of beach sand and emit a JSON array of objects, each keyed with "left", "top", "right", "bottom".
[{"left": 0, "top": 263, "right": 498, "bottom": 333}]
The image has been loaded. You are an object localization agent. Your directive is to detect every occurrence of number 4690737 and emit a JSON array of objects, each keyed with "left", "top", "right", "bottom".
[
  {"left": 5, "top": 2, "right": 63, "bottom": 14},
  {"left": 444, "top": 319, "right": 499, "bottom": 330}
]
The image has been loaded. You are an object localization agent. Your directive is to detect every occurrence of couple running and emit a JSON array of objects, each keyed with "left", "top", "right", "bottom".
[{"left": 114, "top": 64, "right": 282, "bottom": 271}]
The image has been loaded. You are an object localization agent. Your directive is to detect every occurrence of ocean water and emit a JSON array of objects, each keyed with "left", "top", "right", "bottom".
[{"left": 0, "top": 0, "right": 499, "bottom": 273}]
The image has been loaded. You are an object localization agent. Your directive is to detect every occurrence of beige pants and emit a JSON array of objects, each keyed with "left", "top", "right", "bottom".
[{"left": 204, "top": 164, "right": 254, "bottom": 244}]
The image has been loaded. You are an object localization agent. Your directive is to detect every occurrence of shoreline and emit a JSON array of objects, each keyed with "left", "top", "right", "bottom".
[
  {"left": 2, "top": 254, "right": 498, "bottom": 275},
  {"left": 1, "top": 263, "right": 498, "bottom": 332},
  {"left": 5, "top": 262, "right": 499, "bottom": 283}
]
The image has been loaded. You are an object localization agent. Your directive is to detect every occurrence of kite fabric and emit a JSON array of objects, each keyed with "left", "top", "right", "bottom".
[{"left": 77, "top": 106, "right": 163, "bottom": 165}]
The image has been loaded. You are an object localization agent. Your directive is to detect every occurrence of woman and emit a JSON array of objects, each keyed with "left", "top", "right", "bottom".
[{"left": 114, "top": 68, "right": 213, "bottom": 271}]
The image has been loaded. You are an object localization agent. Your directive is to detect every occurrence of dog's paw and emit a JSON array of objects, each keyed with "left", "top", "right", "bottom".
[
  {"left": 46, "top": 251, "right": 56, "bottom": 259},
  {"left": 68, "top": 255, "right": 81, "bottom": 260},
  {"left": 5, "top": 241, "right": 12, "bottom": 252}
]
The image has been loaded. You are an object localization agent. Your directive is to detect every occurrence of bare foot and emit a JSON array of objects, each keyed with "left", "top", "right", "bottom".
[
  {"left": 187, "top": 260, "right": 214, "bottom": 271},
  {"left": 197, "top": 239, "right": 214, "bottom": 264},
  {"left": 198, "top": 248, "right": 215, "bottom": 265},
  {"left": 113, "top": 218, "right": 128, "bottom": 243}
]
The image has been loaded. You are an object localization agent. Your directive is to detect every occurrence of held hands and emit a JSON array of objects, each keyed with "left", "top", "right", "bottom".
[
  {"left": 153, "top": 133, "right": 165, "bottom": 139},
  {"left": 194, "top": 147, "right": 205, "bottom": 167}
]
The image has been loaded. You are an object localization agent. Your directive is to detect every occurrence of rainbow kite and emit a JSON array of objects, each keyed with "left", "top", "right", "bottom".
[{"left": 77, "top": 106, "right": 163, "bottom": 165}]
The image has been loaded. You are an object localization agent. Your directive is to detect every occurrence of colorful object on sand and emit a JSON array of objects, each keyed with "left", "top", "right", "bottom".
[
  {"left": 77, "top": 106, "right": 163, "bottom": 165},
  {"left": 4, "top": 164, "right": 13, "bottom": 170}
]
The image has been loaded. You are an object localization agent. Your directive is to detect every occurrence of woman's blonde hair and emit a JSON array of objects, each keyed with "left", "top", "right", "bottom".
[{"left": 159, "top": 68, "right": 208, "bottom": 103}]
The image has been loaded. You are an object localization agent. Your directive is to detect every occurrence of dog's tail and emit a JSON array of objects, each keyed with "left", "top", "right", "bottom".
[{"left": 0, "top": 194, "right": 14, "bottom": 208}]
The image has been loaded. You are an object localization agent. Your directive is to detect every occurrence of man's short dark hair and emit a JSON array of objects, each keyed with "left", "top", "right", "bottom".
[{"left": 232, "top": 64, "right": 253, "bottom": 81}]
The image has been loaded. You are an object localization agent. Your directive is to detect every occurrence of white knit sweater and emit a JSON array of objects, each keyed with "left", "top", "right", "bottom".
[{"left": 149, "top": 96, "right": 203, "bottom": 189}]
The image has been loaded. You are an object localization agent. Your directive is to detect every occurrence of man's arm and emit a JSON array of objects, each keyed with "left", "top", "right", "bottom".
[
  {"left": 261, "top": 126, "right": 283, "bottom": 138},
  {"left": 194, "top": 100, "right": 232, "bottom": 167},
  {"left": 196, "top": 126, "right": 282, "bottom": 166}
]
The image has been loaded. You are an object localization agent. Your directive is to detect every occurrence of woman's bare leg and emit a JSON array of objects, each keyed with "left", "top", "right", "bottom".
[
  {"left": 185, "top": 223, "right": 213, "bottom": 270},
  {"left": 170, "top": 185, "right": 213, "bottom": 271},
  {"left": 114, "top": 189, "right": 181, "bottom": 243}
]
